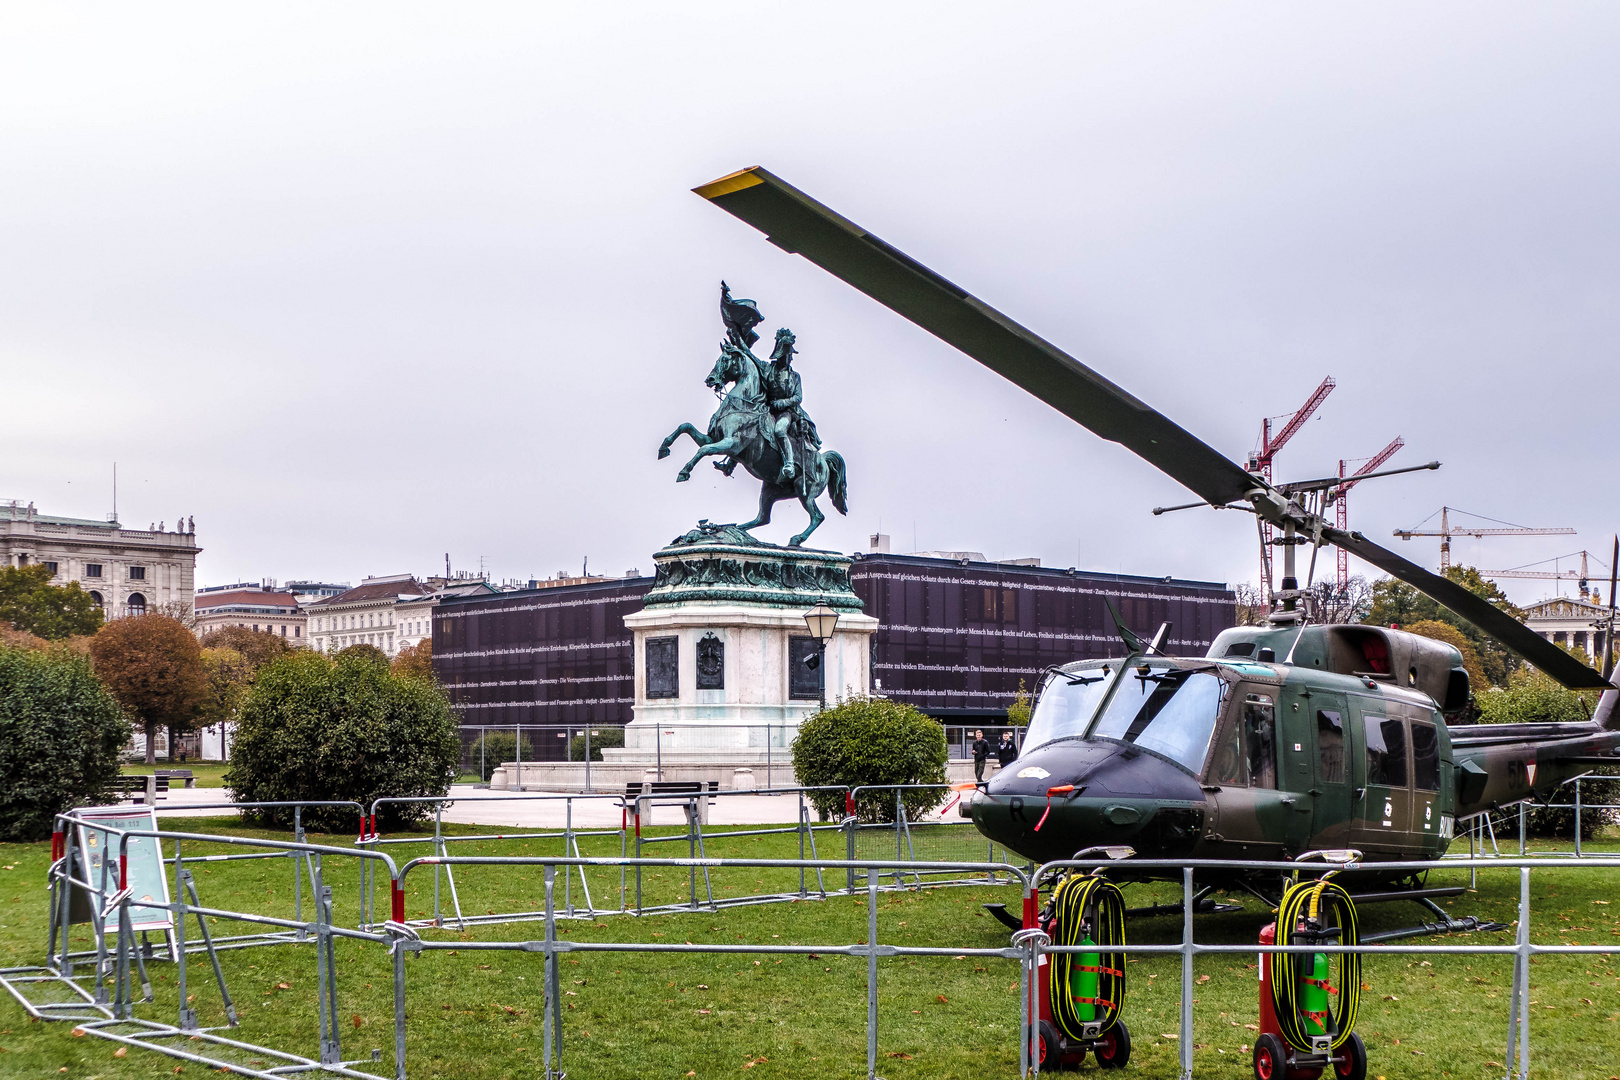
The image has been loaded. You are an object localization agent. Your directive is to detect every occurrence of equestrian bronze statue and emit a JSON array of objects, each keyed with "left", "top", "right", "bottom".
[{"left": 658, "top": 282, "right": 848, "bottom": 547}]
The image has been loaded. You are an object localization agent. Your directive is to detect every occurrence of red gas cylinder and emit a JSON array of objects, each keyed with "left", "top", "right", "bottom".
[{"left": 1254, "top": 922, "right": 1323, "bottom": 1080}]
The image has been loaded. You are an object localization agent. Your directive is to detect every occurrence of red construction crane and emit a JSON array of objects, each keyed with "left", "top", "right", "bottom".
[
  {"left": 1394, "top": 507, "right": 1576, "bottom": 573},
  {"left": 1327, "top": 436, "right": 1405, "bottom": 588},
  {"left": 1249, "top": 377, "right": 1335, "bottom": 601}
]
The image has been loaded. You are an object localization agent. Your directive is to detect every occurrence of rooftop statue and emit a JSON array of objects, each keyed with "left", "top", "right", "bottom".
[{"left": 658, "top": 282, "right": 848, "bottom": 547}]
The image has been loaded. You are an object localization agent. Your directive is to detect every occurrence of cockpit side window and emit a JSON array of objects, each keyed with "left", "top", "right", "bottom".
[
  {"left": 1244, "top": 694, "right": 1277, "bottom": 789},
  {"left": 1207, "top": 708, "right": 1247, "bottom": 786},
  {"left": 1087, "top": 668, "right": 1227, "bottom": 774}
]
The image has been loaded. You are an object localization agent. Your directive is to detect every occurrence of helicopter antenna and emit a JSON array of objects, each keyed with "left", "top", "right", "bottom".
[
  {"left": 1283, "top": 611, "right": 1312, "bottom": 665},
  {"left": 1103, "top": 597, "right": 1145, "bottom": 655},
  {"left": 1146, "top": 622, "right": 1171, "bottom": 656}
]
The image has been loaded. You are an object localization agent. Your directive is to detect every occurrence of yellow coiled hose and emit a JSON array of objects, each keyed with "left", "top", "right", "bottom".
[
  {"left": 1270, "top": 878, "right": 1361, "bottom": 1053},
  {"left": 1048, "top": 875, "right": 1128, "bottom": 1039}
]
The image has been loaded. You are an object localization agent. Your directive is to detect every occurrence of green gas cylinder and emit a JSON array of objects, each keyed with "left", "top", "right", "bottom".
[
  {"left": 1074, "top": 933, "right": 1099, "bottom": 1021},
  {"left": 1300, "top": 950, "right": 1330, "bottom": 1035}
]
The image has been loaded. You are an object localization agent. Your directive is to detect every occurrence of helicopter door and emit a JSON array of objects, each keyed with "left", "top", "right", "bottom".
[
  {"left": 1350, "top": 714, "right": 1415, "bottom": 855},
  {"left": 1202, "top": 689, "right": 1293, "bottom": 857},
  {"left": 1308, "top": 702, "right": 1353, "bottom": 849}
]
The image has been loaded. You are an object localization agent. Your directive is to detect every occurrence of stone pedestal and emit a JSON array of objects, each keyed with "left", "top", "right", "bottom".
[{"left": 602, "top": 523, "right": 877, "bottom": 773}]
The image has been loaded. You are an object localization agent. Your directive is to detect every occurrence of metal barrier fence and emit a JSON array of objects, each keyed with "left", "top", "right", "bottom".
[
  {"left": 8, "top": 784, "right": 1620, "bottom": 1079},
  {"left": 454, "top": 722, "right": 1032, "bottom": 785},
  {"left": 11, "top": 806, "right": 1620, "bottom": 1080}
]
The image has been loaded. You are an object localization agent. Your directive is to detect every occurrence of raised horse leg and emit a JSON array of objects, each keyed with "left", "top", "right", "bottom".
[
  {"left": 658, "top": 423, "right": 709, "bottom": 461},
  {"left": 676, "top": 435, "right": 743, "bottom": 482}
]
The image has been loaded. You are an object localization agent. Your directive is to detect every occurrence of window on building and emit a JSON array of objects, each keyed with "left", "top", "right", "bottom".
[
  {"left": 280, "top": 626, "right": 287, "bottom": 637},
  {"left": 295, "top": 626, "right": 301, "bottom": 637},
  {"left": 85, "top": 563, "right": 103, "bottom": 578},
  {"left": 129, "top": 565, "right": 146, "bottom": 580},
  {"left": 89, "top": 591, "right": 103, "bottom": 608},
  {"left": 127, "top": 593, "right": 147, "bottom": 617},
  {"left": 43, "top": 561, "right": 59, "bottom": 575}
]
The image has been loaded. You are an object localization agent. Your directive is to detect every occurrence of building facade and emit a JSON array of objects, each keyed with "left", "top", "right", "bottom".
[
  {"left": 432, "top": 552, "right": 1236, "bottom": 750},
  {"left": 396, "top": 578, "right": 501, "bottom": 654},
  {"left": 193, "top": 585, "right": 307, "bottom": 643},
  {"left": 1522, "top": 596, "right": 1611, "bottom": 659},
  {"left": 306, "top": 574, "right": 429, "bottom": 656},
  {"left": 1, "top": 500, "right": 200, "bottom": 619}
]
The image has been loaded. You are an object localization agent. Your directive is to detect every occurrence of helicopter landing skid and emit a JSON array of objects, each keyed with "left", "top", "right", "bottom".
[{"left": 1359, "top": 894, "right": 1510, "bottom": 943}]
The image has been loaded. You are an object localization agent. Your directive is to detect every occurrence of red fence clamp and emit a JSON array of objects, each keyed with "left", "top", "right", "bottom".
[
  {"left": 51, "top": 830, "right": 63, "bottom": 862},
  {"left": 391, "top": 880, "right": 405, "bottom": 923},
  {"left": 1021, "top": 888, "right": 1038, "bottom": 930},
  {"left": 845, "top": 792, "right": 856, "bottom": 817},
  {"left": 1032, "top": 785, "right": 1074, "bottom": 833},
  {"left": 119, "top": 853, "right": 128, "bottom": 890}
]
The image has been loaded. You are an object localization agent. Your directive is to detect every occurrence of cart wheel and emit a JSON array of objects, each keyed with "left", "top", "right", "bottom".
[
  {"left": 1029, "top": 1020, "right": 1061, "bottom": 1070},
  {"left": 1254, "top": 1033, "right": 1288, "bottom": 1080},
  {"left": 1094, "top": 1021, "right": 1131, "bottom": 1069},
  {"left": 1334, "top": 1033, "right": 1367, "bottom": 1080}
]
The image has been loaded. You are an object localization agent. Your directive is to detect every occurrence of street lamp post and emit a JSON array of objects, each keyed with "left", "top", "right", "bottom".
[{"left": 803, "top": 599, "right": 840, "bottom": 710}]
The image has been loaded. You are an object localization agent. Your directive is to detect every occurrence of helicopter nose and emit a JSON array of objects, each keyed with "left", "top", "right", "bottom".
[{"left": 971, "top": 741, "right": 1206, "bottom": 864}]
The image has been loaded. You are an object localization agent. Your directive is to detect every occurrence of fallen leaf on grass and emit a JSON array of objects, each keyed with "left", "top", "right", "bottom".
[
  {"left": 1383, "top": 995, "right": 1399, "bottom": 1001},
  {"left": 276, "top": 982, "right": 290, "bottom": 990},
  {"left": 114, "top": 1048, "right": 127, "bottom": 1058},
  {"left": 72, "top": 1028, "right": 86, "bottom": 1037},
  {"left": 887, "top": 1052, "right": 913, "bottom": 1059},
  {"left": 936, "top": 995, "right": 948, "bottom": 1004},
  {"left": 698, "top": 1009, "right": 711, "bottom": 1015},
  {"left": 352, "top": 1014, "right": 363, "bottom": 1030},
  {"left": 1196, "top": 974, "right": 1211, "bottom": 984}
]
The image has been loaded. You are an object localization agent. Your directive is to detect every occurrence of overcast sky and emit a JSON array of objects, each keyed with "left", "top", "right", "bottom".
[{"left": 4, "top": 4, "right": 1617, "bottom": 604}]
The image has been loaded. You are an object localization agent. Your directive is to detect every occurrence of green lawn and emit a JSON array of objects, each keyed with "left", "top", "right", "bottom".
[
  {"left": 1, "top": 819, "right": 1617, "bottom": 1078},
  {"left": 119, "top": 761, "right": 231, "bottom": 788}
]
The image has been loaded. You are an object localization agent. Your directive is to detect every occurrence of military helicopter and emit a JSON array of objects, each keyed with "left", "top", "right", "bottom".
[{"left": 695, "top": 166, "right": 1620, "bottom": 928}]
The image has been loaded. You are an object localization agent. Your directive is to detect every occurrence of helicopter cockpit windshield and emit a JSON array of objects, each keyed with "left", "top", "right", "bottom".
[{"left": 1024, "top": 664, "right": 1229, "bottom": 775}]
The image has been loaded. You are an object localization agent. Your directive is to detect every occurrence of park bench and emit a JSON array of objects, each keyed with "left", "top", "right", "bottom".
[
  {"left": 622, "top": 780, "right": 719, "bottom": 826},
  {"left": 154, "top": 769, "right": 197, "bottom": 788},
  {"left": 106, "top": 775, "right": 168, "bottom": 804}
]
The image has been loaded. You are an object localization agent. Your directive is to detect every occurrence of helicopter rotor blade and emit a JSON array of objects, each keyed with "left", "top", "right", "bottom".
[
  {"left": 694, "top": 166, "right": 1611, "bottom": 689},
  {"left": 1323, "top": 526, "right": 1614, "bottom": 690},
  {"left": 693, "top": 166, "right": 1259, "bottom": 510}
]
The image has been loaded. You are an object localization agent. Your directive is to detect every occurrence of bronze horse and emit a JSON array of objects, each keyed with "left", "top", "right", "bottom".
[{"left": 658, "top": 342, "right": 847, "bottom": 547}]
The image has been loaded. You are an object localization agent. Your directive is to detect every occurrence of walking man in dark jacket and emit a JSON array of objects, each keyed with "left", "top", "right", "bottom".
[
  {"left": 995, "top": 732, "right": 1018, "bottom": 770},
  {"left": 971, "top": 730, "right": 991, "bottom": 782}
]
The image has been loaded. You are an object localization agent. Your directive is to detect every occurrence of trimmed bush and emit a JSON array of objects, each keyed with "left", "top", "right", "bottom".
[
  {"left": 471, "top": 731, "right": 517, "bottom": 782},
  {"left": 225, "top": 649, "right": 460, "bottom": 831},
  {"left": 568, "top": 726, "right": 625, "bottom": 762},
  {"left": 0, "top": 644, "right": 128, "bottom": 841},
  {"left": 791, "top": 696, "right": 947, "bottom": 822}
]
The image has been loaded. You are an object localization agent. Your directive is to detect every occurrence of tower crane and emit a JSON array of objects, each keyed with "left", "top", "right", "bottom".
[
  {"left": 1394, "top": 507, "right": 1575, "bottom": 573},
  {"left": 1249, "top": 376, "right": 1334, "bottom": 601},
  {"left": 1482, "top": 549, "right": 1612, "bottom": 598},
  {"left": 1327, "top": 436, "right": 1404, "bottom": 589}
]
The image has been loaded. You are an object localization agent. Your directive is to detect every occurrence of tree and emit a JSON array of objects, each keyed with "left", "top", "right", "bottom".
[
  {"left": 0, "top": 642, "right": 128, "bottom": 840},
  {"left": 226, "top": 649, "right": 460, "bottom": 830},
  {"left": 339, "top": 643, "right": 389, "bottom": 667},
  {"left": 1233, "top": 583, "right": 1270, "bottom": 627},
  {"left": 0, "top": 564, "right": 103, "bottom": 640},
  {"left": 89, "top": 614, "right": 208, "bottom": 764},
  {"left": 198, "top": 625, "right": 293, "bottom": 669},
  {"left": 1364, "top": 566, "right": 1524, "bottom": 687},
  {"left": 1306, "top": 575, "right": 1375, "bottom": 625},
  {"left": 198, "top": 647, "right": 253, "bottom": 761},
  {"left": 1006, "top": 679, "right": 1032, "bottom": 728},
  {"left": 791, "top": 696, "right": 947, "bottom": 822},
  {"left": 392, "top": 638, "right": 434, "bottom": 682}
]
